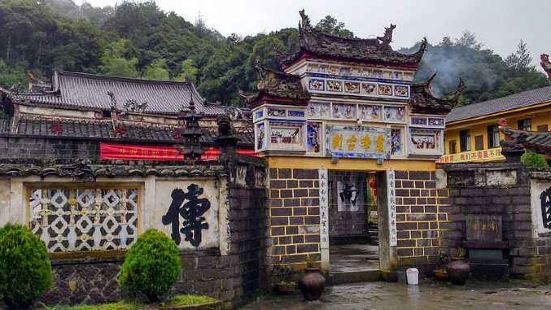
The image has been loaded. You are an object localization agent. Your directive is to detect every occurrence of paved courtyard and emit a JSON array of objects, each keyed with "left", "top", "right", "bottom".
[{"left": 242, "top": 281, "right": 551, "bottom": 310}]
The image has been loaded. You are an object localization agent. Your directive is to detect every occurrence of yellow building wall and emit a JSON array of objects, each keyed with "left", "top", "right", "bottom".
[
  {"left": 268, "top": 156, "right": 437, "bottom": 171},
  {"left": 444, "top": 103, "right": 551, "bottom": 161}
]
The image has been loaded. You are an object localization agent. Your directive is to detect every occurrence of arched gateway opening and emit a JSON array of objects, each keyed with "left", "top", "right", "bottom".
[{"left": 247, "top": 10, "right": 462, "bottom": 277}]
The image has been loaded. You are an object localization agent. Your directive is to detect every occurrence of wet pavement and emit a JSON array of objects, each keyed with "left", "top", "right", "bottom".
[
  {"left": 329, "top": 243, "right": 379, "bottom": 272},
  {"left": 241, "top": 280, "right": 551, "bottom": 310}
]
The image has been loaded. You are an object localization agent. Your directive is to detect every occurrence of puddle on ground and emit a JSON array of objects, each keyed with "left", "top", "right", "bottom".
[{"left": 241, "top": 281, "right": 551, "bottom": 310}]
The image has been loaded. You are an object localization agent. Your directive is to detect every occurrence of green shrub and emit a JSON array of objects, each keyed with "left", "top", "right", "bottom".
[
  {"left": 0, "top": 223, "right": 52, "bottom": 309},
  {"left": 521, "top": 151, "right": 549, "bottom": 168},
  {"left": 119, "top": 229, "right": 181, "bottom": 303}
]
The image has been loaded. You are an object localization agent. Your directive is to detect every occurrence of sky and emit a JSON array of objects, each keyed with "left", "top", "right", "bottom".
[{"left": 78, "top": 0, "right": 551, "bottom": 67}]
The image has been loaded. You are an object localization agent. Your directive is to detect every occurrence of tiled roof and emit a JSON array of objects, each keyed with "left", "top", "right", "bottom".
[
  {"left": 447, "top": 85, "right": 551, "bottom": 123},
  {"left": 409, "top": 73, "right": 464, "bottom": 115},
  {"left": 0, "top": 116, "right": 254, "bottom": 147},
  {"left": 501, "top": 126, "right": 551, "bottom": 155},
  {"left": 242, "top": 63, "right": 310, "bottom": 107},
  {"left": 4, "top": 71, "right": 229, "bottom": 116},
  {"left": 282, "top": 10, "right": 426, "bottom": 66}
]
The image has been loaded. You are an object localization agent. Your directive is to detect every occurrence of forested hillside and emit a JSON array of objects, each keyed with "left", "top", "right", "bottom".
[{"left": 0, "top": 0, "right": 548, "bottom": 107}]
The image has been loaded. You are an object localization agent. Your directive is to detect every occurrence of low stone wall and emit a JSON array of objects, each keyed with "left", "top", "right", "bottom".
[{"left": 441, "top": 163, "right": 551, "bottom": 281}]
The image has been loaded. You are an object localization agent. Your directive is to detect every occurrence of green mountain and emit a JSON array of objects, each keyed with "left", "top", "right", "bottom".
[{"left": 0, "top": 0, "right": 547, "bottom": 107}]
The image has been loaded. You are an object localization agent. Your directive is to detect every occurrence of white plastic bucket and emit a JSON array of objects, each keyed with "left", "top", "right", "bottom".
[{"left": 406, "top": 268, "right": 419, "bottom": 285}]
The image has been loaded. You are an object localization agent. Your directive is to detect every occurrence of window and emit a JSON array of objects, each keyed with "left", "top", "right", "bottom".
[
  {"left": 29, "top": 186, "right": 139, "bottom": 253},
  {"left": 459, "top": 130, "right": 471, "bottom": 152},
  {"left": 537, "top": 125, "right": 549, "bottom": 132},
  {"left": 518, "top": 119, "right": 532, "bottom": 131},
  {"left": 487, "top": 125, "right": 500, "bottom": 148},
  {"left": 448, "top": 140, "right": 457, "bottom": 154},
  {"left": 475, "top": 135, "right": 484, "bottom": 150}
]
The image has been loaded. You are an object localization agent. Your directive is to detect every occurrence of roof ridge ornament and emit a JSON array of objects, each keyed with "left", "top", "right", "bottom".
[
  {"left": 541, "top": 54, "right": 551, "bottom": 79},
  {"left": 377, "top": 24, "right": 396, "bottom": 46}
]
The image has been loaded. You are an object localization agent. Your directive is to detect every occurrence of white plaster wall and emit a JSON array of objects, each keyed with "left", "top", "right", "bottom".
[
  {"left": 530, "top": 179, "right": 551, "bottom": 237},
  {"left": 0, "top": 176, "right": 229, "bottom": 252},
  {"left": 0, "top": 180, "right": 11, "bottom": 226}
]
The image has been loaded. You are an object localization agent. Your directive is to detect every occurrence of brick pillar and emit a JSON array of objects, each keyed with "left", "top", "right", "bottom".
[
  {"left": 267, "top": 168, "right": 321, "bottom": 268},
  {"left": 393, "top": 170, "right": 448, "bottom": 267}
]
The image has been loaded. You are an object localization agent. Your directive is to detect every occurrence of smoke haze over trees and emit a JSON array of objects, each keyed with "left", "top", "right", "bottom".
[{"left": 0, "top": 0, "right": 548, "bottom": 106}]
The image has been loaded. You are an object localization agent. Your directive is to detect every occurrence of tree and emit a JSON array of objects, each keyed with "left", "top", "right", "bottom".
[
  {"left": 0, "top": 60, "right": 27, "bottom": 90},
  {"left": 505, "top": 40, "right": 532, "bottom": 75},
  {"left": 175, "top": 59, "right": 198, "bottom": 82},
  {"left": 315, "top": 15, "right": 354, "bottom": 38},
  {"left": 143, "top": 59, "right": 170, "bottom": 80},
  {"left": 99, "top": 39, "right": 139, "bottom": 77}
]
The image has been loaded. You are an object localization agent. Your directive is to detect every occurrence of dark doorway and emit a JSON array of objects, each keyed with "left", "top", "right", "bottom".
[{"left": 328, "top": 171, "right": 379, "bottom": 272}]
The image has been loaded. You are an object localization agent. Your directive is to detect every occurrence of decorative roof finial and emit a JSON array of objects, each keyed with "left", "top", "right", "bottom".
[
  {"left": 299, "top": 9, "right": 312, "bottom": 31},
  {"left": 377, "top": 24, "right": 396, "bottom": 46},
  {"left": 541, "top": 54, "right": 551, "bottom": 79}
]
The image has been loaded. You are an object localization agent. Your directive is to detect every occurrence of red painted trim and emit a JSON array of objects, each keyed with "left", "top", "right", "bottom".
[{"left": 99, "top": 143, "right": 257, "bottom": 161}]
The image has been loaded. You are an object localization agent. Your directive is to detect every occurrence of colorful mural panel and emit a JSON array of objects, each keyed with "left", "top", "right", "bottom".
[
  {"left": 326, "top": 125, "right": 390, "bottom": 159},
  {"left": 307, "top": 102, "right": 330, "bottom": 118},
  {"left": 307, "top": 122, "right": 322, "bottom": 154},
  {"left": 332, "top": 103, "right": 356, "bottom": 119},
  {"left": 256, "top": 123, "right": 266, "bottom": 151},
  {"left": 267, "top": 108, "right": 286, "bottom": 117},
  {"left": 326, "top": 80, "right": 343, "bottom": 92},
  {"left": 428, "top": 118, "right": 445, "bottom": 127},
  {"left": 344, "top": 81, "right": 360, "bottom": 93},
  {"left": 361, "top": 83, "right": 377, "bottom": 95},
  {"left": 391, "top": 128, "right": 402, "bottom": 156},
  {"left": 358, "top": 105, "right": 382, "bottom": 121},
  {"left": 308, "top": 78, "right": 324, "bottom": 91},
  {"left": 384, "top": 106, "right": 406, "bottom": 122},
  {"left": 394, "top": 85, "right": 409, "bottom": 97},
  {"left": 378, "top": 84, "right": 393, "bottom": 96},
  {"left": 409, "top": 128, "right": 442, "bottom": 154},
  {"left": 270, "top": 123, "right": 303, "bottom": 149}
]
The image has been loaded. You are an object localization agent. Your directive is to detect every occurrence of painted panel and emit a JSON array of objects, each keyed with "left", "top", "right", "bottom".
[
  {"left": 326, "top": 125, "right": 390, "bottom": 159},
  {"left": 307, "top": 122, "right": 323, "bottom": 154},
  {"left": 332, "top": 103, "right": 357, "bottom": 119},
  {"left": 326, "top": 80, "right": 343, "bottom": 92},
  {"left": 308, "top": 78, "right": 325, "bottom": 91},
  {"left": 384, "top": 106, "right": 406, "bottom": 123},
  {"left": 255, "top": 122, "right": 267, "bottom": 151},
  {"left": 390, "top": 128, "right": 403, "bottom": 156},
  {"left": 358, "top": 105, "right": 382, "bottom": 121},
  {"left": 307, "top": 102, "right": 330, "bottom": 119},
  {"left": 269, "top": 122, "right": 304, "bottom": 150},
  {"left": 409, "top": 128, "right": 443, "bottom": 155},
  {"left": 344, "top": 81, "right": 361, "bottom": 94},
  {"left": 361, "top": 82, "right": 377, "bottom": 95},
  {"left": 267, "top": 108, "right": 286, "bottom": 118}
]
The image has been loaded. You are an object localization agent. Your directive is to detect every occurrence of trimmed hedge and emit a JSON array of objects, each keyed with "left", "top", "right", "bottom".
[
  {"left": 0, "top": 223, "right": 52, "bottom": 309},
  {"left": 119, "top": 229, "right": 181, "bottom": 303},
  {"left": 521, "top": 151, "right": 549, "bottom": 168}
]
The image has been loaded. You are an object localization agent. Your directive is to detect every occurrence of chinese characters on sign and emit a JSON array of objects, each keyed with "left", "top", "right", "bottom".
[
  {"left": 326, "top": 126, "right": 390, "bottom": 159},
  {"left": 387, "top": 170, "right": 397, "bottom": 246},
  {"left": 437, "top": 147, "right": 505, "bottom": 163},
  {"left": 162, "top": 184, "right": 211, "bottom": 247},
  {"left": 318, "top": 168, "right": 330, "bottom": 268}
]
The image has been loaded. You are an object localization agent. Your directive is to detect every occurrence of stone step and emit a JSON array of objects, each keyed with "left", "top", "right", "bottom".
[{"left": 328, "top": 270, "right": 383, "bottom": 285}]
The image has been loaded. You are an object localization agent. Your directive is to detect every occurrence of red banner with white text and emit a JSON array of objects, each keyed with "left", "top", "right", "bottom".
[{"left": 100, "top": 143, "right": 256, "bottom": 161}]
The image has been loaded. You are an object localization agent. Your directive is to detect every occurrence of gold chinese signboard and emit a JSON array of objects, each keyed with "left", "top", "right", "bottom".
[
  {"left": 326, "top": 125, "right": 389, "bottom": 159},
  {"left": 437, "top": 147, "right": 505, "bottom": 164}
]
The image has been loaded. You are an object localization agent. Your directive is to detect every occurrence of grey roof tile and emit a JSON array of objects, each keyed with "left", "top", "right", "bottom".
[
  {"left": 447, "top": 85, "right": 551, "bottom": 123},
  {"left": 7, "top": 71, "right": 229, "bottom": 116}
]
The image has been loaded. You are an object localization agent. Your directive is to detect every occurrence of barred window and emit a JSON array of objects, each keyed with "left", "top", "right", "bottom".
[{"left": 29, "top": 185, "right": 139, "bottom": 253}]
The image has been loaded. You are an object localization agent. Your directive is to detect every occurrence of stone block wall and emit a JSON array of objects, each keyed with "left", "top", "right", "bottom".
[
  {"left": 268, "top": 168, "right": 321, "bottom": 267},
  {"left": 0, "top": 137, "right": 100, "bottom": 161},
  {"left": 441, "top": 163, "right": 551, "bottom": 280},
  {"left": 394, "top": 170, "right": 449, "bottom": 267}
]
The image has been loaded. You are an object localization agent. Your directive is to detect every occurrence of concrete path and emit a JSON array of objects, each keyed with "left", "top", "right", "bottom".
[{"left": 241, "top": 281, "right": 551, "bottom": 310}]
